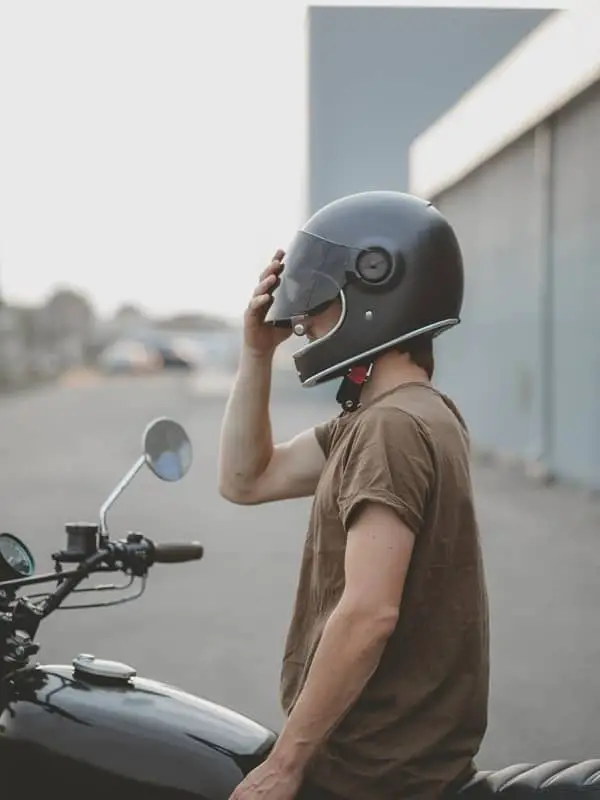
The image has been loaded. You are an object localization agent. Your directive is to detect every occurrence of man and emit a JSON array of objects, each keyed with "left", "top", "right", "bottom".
[{"left": 218, "top": 191, "right": 489, "bottom": 800}]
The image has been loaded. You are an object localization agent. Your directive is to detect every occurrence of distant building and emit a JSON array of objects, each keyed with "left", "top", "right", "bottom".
[{"left": 306, "top": 4, "right": 554, "bottom": 215}]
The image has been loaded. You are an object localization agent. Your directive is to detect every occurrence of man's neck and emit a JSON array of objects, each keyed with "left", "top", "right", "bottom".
[{"left": 359, "top": 351, "right": 429, "bottom": 406}]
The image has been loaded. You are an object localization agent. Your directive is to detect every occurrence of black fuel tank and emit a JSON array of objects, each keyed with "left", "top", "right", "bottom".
[{"left": 0, "top": 657, "right": 277, "bottom": 800}]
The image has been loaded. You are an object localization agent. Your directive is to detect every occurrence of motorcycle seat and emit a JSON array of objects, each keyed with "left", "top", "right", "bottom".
[{"left": 456, "top": 760, "right": 600, "bottom": 796}]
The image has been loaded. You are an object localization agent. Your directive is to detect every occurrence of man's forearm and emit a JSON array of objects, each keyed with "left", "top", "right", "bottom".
[
  {"left": 218, "top": 346, "right": 275, "bottom": 498},
  {"left": 270, "top": 602, "right": 394, "bottom": 772}
]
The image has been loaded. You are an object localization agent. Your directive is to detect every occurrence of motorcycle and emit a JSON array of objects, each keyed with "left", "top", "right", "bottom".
[{"left": 1, "top": 417, "right": 599, "bottom": 799}]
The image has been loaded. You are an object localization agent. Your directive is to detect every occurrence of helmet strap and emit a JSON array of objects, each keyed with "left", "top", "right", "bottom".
[{"left": 335, "top": 362, "right": 374, "bottom": 412}]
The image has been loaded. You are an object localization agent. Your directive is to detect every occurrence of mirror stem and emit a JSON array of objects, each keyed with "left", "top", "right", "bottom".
[{"left": 99, "top": 455, "right": 146, "bottom": 537}]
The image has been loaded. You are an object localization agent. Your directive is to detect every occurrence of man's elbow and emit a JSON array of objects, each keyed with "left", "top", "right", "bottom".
[
  {"left": 218, "top": 477, "right": 261, "bottom": 505},
  {"left": 218, "top": 485, "right": 243, "bottom": 504},
  {"left": 218, "top": 483, "right": 252, "bottom": 505}
]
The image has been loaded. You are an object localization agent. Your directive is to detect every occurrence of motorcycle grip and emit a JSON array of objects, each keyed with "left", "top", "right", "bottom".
[{"left": 153, "top": 542, "right": 204, "bottom": 563}]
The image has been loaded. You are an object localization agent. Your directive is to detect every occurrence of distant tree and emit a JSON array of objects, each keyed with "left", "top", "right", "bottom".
[
  {"left": 114, "top": 303, "right": 148, "bottom": 323},
  {"left": 43, "top": 287, "right": 95, "bottom": 329}
]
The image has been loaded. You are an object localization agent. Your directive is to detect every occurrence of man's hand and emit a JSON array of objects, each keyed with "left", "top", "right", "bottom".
[
  {"left": 244, "top": 250, "right": 292, "bottom": 357},
  {"left": 229, "top": 756, "right": 304, "bottom": 800}
]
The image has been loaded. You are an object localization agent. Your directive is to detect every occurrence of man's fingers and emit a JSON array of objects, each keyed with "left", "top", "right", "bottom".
[
  {"left": 247, "top": 294, "right": 272, "bottom": 313},
  {"left": 247, "top": 251, "right": 284, "bottom": 320},
  {"left": 253, "top": 273, "right": 277, "bottom": 297},
  {"left": 259, "top": 252, "right": 285, "bottom": 282},
  {"left": 258, "top": 261, "right": 283, "bottom": 282}
]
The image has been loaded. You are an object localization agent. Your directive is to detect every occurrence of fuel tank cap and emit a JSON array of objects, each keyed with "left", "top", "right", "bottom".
[{"left": 73, "top": 653, "right": 136, "bottom": 684}]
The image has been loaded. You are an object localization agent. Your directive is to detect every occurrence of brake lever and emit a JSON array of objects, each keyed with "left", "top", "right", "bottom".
[
  {"left": 57, "top": 576, "right": 147, "bottom": 610},
  {"left": 42, "top": 550, "right": 109, "bottom": 615},
  {"left": 71, "top": 575, "right": 135, "bottom": 593}
]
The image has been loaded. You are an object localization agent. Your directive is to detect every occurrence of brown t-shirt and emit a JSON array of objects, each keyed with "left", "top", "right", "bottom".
[{"left": 280, "top": 382, "right": 489, "bottom": 800}]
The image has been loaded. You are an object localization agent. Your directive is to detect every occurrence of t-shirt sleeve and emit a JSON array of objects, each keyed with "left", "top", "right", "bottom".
[
  {"left": 337, "top": 407, "right": 435, "bottom": 536},
  {"left": 314, "top": 418, "right": 336, "bottom": 459}
]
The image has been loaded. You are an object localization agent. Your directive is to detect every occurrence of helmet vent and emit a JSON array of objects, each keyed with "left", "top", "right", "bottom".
[{"left": 356, "top": 248, "right": 393, "bottom": 284}]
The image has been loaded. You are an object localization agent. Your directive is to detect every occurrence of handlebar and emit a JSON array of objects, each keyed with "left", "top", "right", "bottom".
[
  {"left": 42, "top": 536, "right": 203, "bottom": 614},
  {"left": 152, "top": 542, "right": 204, "bottom": 563},
  {"left": 0, "top": 534, "right": 205, "bottom": 613},
  {"left": 0, "top": 533, "right": 205, "bottom": 673}
]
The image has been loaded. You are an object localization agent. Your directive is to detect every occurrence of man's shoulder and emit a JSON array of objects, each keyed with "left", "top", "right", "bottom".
[
  {"left": 348, "top": 385, "right": 469, "bottom": 456},
  {"left": 343, "top": 402, "right": 432, "bottom": 459},
  {"left": 316, "top": 384, "right": 467, "bottom": 460},
  {"left": 379, "top": 384, "right": 469, "bottom": 439},
  {"left": 356, "top": 401, "right": 422, "bottom": 430}
]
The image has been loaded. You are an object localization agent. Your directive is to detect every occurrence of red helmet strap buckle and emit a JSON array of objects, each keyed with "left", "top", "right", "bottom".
[{"left": 335, "top": 362, "right": 374, "bottom": 412}]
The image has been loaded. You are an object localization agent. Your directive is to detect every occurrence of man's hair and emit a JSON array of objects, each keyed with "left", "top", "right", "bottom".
[{"left": 399, "top": 335, "right": 434, "bottom": 379}]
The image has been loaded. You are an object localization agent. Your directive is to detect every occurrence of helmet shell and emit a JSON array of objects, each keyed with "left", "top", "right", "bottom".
[{"left": 266, "top": 191, "right": 464, "bottom": 386}]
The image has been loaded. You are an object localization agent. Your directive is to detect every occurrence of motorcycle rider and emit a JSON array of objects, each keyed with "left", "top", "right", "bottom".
[{"left": 218, "top": 191, "right": 490, "bottom": 800}]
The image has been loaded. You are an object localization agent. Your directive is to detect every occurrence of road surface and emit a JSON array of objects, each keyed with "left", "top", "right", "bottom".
[{"left": 0, "top": 371, "right": 599, "bottom": 771}]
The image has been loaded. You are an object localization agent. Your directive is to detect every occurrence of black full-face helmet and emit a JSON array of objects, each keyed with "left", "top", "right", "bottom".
[{"left": 264, "top": 190, "right": 464, "bottom": 394}]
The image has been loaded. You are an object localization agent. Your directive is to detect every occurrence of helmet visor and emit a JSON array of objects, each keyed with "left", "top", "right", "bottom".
[{"left": 264, "top": 231, "right": 359, "bottom": 325}]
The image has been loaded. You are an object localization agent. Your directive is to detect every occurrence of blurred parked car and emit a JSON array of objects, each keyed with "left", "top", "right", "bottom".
[
  {"left": 153, "top": 337, "right": 200, "bottom": 371},
  {"left": 98, "top": 340, "right": 162, "bottom": 374}
]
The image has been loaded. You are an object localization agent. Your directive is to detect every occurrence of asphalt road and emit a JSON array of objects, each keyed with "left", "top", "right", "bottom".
[{"left": 1, "top": 371, "right": 599, "bottom": 774}]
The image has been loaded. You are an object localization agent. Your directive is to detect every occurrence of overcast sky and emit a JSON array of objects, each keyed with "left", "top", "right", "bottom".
[{"left": 0, "top": 0, "right": 576, "bottom": 321}]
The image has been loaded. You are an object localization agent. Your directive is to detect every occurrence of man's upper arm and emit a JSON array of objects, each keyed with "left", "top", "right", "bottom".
[
  {"left": 241, "top": 426, "right": 329, "bottom": 504},
  {"left": 342, "top": 503, "right": 415, "bottom": 622}
]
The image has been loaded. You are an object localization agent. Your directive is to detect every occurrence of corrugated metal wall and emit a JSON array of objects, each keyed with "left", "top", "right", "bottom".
[
  {"left": 433, "top": 79, "right": 600, "bottom": 488},
  {"left": 434, "top": 132, "right": 545, "bottom": 464}
]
